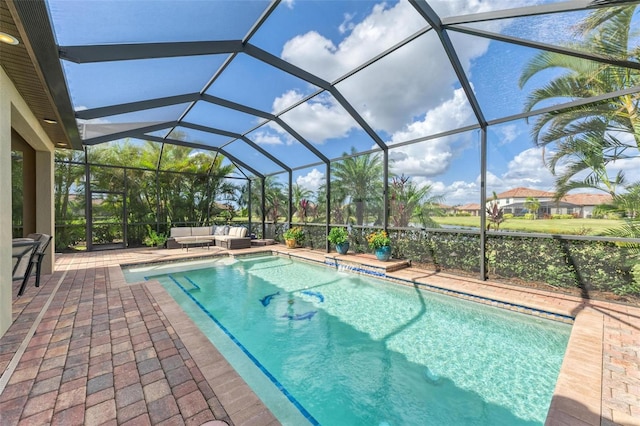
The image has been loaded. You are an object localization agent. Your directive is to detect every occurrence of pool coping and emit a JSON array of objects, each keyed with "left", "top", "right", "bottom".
[{"left": 115, "top": 246, "right": 628, "bottom": 425}]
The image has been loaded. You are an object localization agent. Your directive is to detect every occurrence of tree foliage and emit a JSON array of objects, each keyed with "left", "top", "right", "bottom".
[
  {"left": 389, "top": 174, "right": 443, "bottom": 227},
  {"left": 331, "top": 148, "right": 384, "bottom": 226},
  {"left": 54, "top": 140, "right": 239, "bottom": 248},
  {"left": 520, "top": 5, "right": 639, "bottom": 199}
]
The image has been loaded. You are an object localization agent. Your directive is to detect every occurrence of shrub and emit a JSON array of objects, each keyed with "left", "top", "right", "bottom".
[
  {"left": 328, "top": 227, "right": 349, "bottom": 245},
  {"left": 503, "top": 213, "right": 514, "bottom": 219},
  {"left": 551, "top": 214, "right": 574, "bottom": 219},
  {"left": 523, "top": 213, "right": 535, "bottom": 220},
  {"left": 367, "top": 230, "right": 391, "bottom": 249},
  {"left": 143, "top": 226, "right": 167, "bottom": 247},
  {"left": 283, "top": 226, "right": 305, "bottom": 244}
]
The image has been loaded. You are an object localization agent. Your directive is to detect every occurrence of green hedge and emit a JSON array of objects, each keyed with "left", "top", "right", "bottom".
[
  {"left": 276, "top": 225, "right": 640, "bottom": 298},
  {"left": 387, "top": 228, "right": 639, "bottom": 297}
]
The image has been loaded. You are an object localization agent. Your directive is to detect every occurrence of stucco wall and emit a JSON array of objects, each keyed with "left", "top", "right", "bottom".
[{"left": 1, "top": 67, "right": 55, "bottom": 338}]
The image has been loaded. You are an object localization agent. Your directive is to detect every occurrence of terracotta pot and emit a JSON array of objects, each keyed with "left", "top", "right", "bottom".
[{"left": 285, "top": 239, "right": 297, "bottom": 249}]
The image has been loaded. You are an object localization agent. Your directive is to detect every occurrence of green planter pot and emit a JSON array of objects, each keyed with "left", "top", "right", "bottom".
[
  {"left": 336, "top": 241, "right": 350, "bottom": 255},
  {"left": 375, "top": 246, "right": 391, "bottom": 261}
]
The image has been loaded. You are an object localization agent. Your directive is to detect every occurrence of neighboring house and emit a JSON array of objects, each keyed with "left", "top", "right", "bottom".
[
  {"left": 437, "top": 203, "right": 456, "bottom": 215},
  {"left": 456, "top": 203, "right": 481, "bottom": 216},
  {"left": 491, "top": 187, "right": 612, "bottom": 218},
  {"left": 562, "top": 193, "right": 613, "bottom": 218}
]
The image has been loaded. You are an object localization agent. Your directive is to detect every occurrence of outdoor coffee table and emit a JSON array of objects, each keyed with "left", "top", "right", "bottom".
[{"left": 177, "top": 236, "right": 215, "bottom": 251}]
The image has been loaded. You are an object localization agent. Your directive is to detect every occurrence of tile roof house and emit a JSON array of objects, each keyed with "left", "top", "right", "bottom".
[
  {"left": 456, "top": 203, "right": 481, "bottom": 216},
  {"left": 490, "top": 187, "right": 612, "bottom": 218}
]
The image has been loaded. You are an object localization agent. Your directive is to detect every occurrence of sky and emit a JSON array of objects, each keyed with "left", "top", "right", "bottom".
[{"left": 48, "top": 0, "right": 640, "bottom": 207}]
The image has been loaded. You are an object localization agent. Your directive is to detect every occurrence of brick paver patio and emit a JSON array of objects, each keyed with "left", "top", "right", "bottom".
[{"left": 1, "top": 246, "right": 639, "bottom": 425}]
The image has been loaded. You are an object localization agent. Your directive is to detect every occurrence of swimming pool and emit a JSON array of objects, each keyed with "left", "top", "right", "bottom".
[{"left": 125, "top": 254, "right": 571, "bottom": 425}]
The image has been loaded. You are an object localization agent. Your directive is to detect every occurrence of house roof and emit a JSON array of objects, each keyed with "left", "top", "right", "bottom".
[
  {"left": 495, "top": 187, "right": 554, "bottom": 199},
  {"left": 562, "top": 193, "right": 613, "bottom": 207},
  {"left": 506, "top": 200, "right": 577, "bottom": 209},
  {"left": 495, "top": 187, "right": 613, "bottom": 207},
  {"left": 457, "top": 203, "right": 481, "bottom": 211}
]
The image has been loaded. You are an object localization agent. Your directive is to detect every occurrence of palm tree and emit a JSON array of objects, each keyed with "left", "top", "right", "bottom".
[
  {"left": 292, "top": 183, "right": 313, "bottom": 222},
  {"left": 332, "top": 148, "right": 384, "bottom": 226},
  {"left": 316, "top": 181, "right": 347, "bottom": 224},
  {"left": 524, "top": 197, "right": 541, "bottom": 219},
  {"left": 614, "top": 182, "right": 640, "bottom": 219},
  {"left": 548, "top": 134, "right": 626, "bottom": 198},
  {"left": 389, "top": 175, "right": 443, "bottom": 227},
  {"left": 519, "top": 5, "right": 640, "bottom": 199},
  {"left": 249, "top": 176, "right": 286, "bottom": 222}
]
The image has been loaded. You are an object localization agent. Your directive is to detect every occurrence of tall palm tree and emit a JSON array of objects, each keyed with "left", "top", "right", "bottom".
[
  {"left": 332, "top": 148, "right": 384, "bottom": 225},
  {"left": 519, "top": 5, "right": 639, "bottom": 198}
]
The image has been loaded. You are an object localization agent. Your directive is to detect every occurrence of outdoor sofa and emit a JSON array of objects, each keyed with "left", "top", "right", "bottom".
[{"left": 166, "top": 225, "right": 251, "bottom": 250}]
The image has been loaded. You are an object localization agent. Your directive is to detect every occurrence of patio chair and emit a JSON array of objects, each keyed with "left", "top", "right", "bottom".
[
  {"left": 12, "top": 239, "right": 39, "bottom": 295},
  {"left": 15, "top": 233, "right": 52, "bottom": 296}
]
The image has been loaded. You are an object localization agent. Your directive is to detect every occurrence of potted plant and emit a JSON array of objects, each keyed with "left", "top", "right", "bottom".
[
  {"left": 143, "top": 227, "right": 167, "bottom": 248},
  {"left": 367, "top": 230, "right": 391, "bottom": 261},
  {"left": 328, "top": 227, "right": 350, "bottom": 255},
  {"left": 283, "top": 226, "right": 305, "bottom": 248}
]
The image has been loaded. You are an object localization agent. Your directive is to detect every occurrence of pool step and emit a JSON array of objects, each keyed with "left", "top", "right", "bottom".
[
  {"left": 168, "top": 274, "right": 201, "bottom": 291},
  {"left": 324, "top": 253, "right": 410, "bottom": 277}
]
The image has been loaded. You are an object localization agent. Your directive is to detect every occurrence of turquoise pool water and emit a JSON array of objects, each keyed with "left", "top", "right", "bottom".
[{"left": 126, "top": 255, "right": 571, "bottom": 425}]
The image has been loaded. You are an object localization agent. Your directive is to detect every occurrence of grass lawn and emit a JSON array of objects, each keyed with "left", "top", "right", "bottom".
[{"left": 432, "top": 216, "right": 624, "bottom": 236}]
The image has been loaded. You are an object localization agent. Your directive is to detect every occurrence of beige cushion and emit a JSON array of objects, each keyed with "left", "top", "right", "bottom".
[
  {"left": 191, "top": 226, "right": 211, "bottom": 236},
  {"left": 229, "top": 227, "right": 248, "bottom": 237},
  {"left": 171, "top": 227, "right": 192, "bottom": 237}
]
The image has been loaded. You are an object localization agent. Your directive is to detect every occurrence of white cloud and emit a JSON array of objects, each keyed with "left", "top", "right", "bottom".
[
  {"left": 296, "top": 168, "right": 325, "bottom": 193},
  {"left": 494, "top": 124, "right": 520, "bottom": 145},
  {"left": 339, "top": 12, "right": 357, "bottom": 34},
  {"left": 501, "top": 147, "right": 551, "bottom": 184},
  {"left": 253, "top": 131, "right": 284, "bottom": 146},
  {"left": 387, "top": 88, "right": 476, "bottom": 177},
  {"left": 481, "top": 147, "right": 556, "bottom": 197},
  {"left": 426, "top": 148, "right": 553, "bottom": 205},
  {"left": 610, "top": 157, "right": 640, "bottom": 185},
  {"left": 445, "top": 180, "right": 481, "bottom": 205},
  {"left": 416, "top": 179, "right": 480, "bottom": 206},
  {"left": 275, "top": 91, "right": 357, "bottom": 143},
  {"left": 281, "top": 0, "right": 523, "bottom": 136}
]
